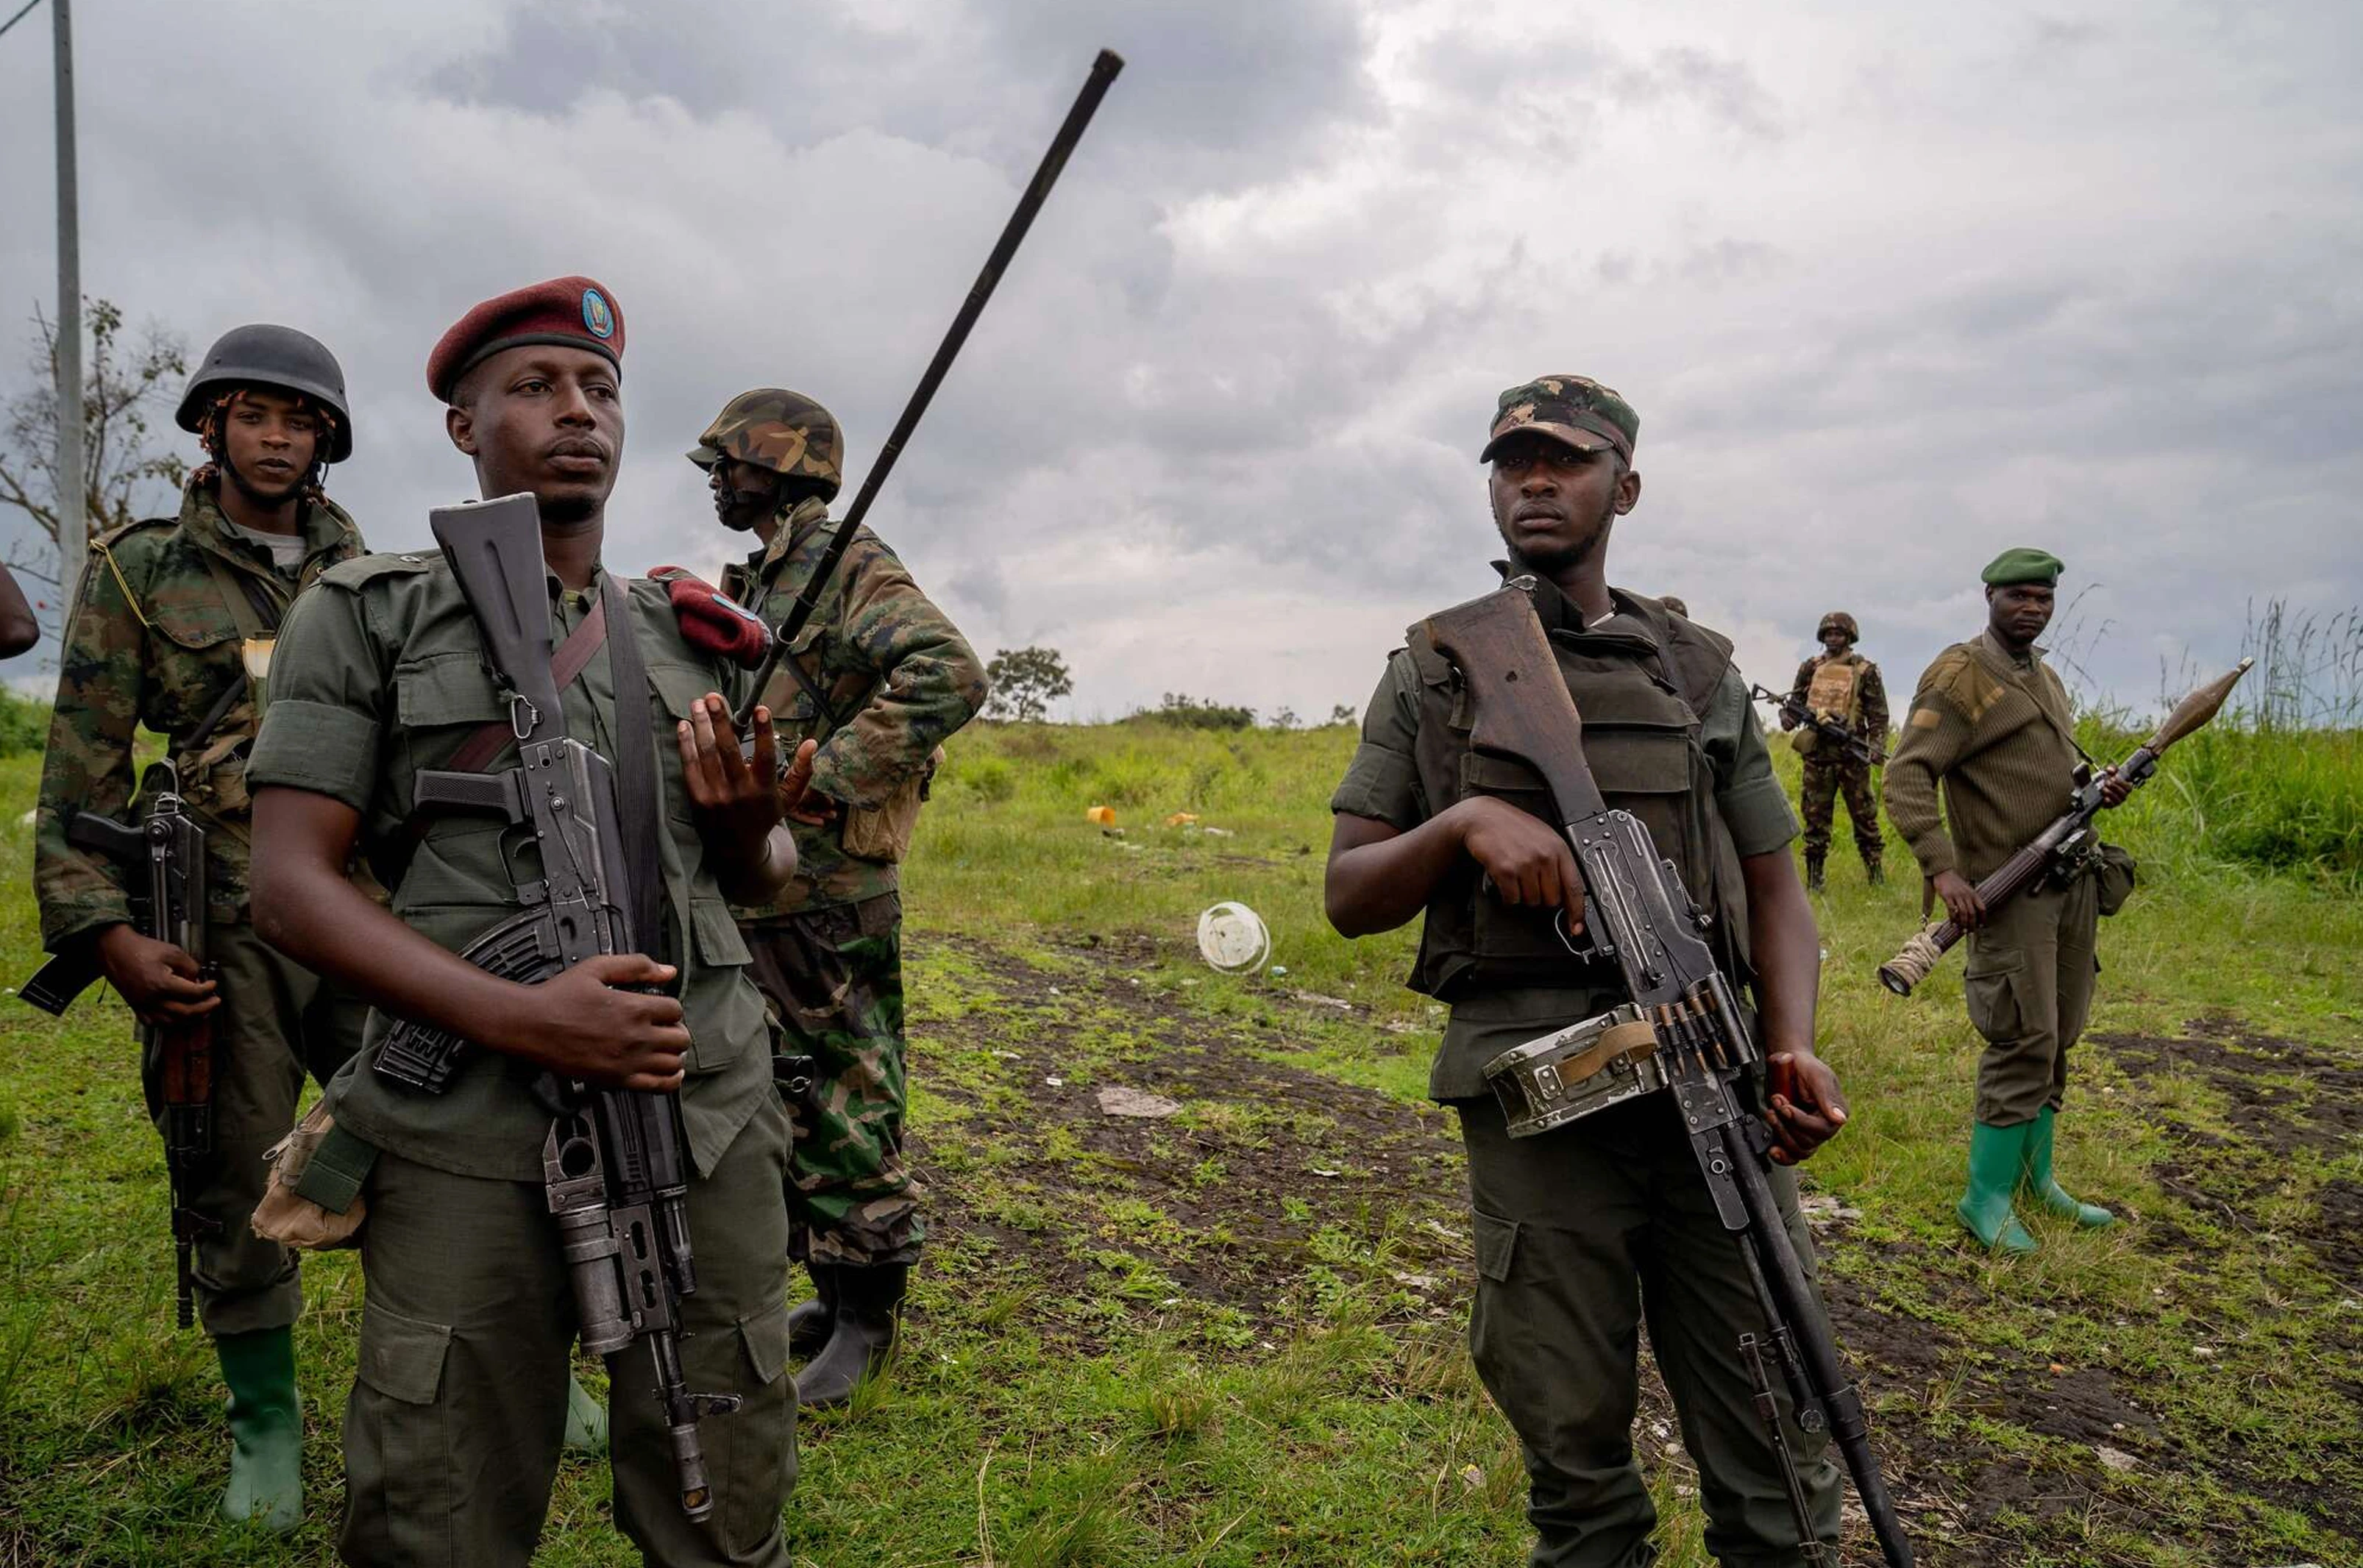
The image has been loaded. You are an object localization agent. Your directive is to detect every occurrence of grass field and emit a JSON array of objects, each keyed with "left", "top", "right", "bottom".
[{"left": 1, "top": 713, "right": 2358, "bottom": 1566}]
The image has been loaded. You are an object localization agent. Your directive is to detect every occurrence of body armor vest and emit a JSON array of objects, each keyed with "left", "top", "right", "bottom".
[
  {"left": 1403, "top": 590, "right": 1752, "bottom": 1001},
  {"left": 1806, "top": 655, "right": 1862, "bottom": 725}
]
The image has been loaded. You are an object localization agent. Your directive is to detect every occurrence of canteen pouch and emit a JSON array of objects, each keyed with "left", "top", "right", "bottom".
[
  {"left": 1787, "top": 727, "right": 1819, "bottom": 759},
  {"left": 1482, "top": 1004, "right": 1668, "bottom": 1138},
  {"left": 2094, "top": 841, "right": 2137, "bottom": 917},
  {"left": 839, "top": 746, "right": 944, "bottom": 863},
  {"left": 251, "top": 1100, "right": 374, "bottom": 1250}
]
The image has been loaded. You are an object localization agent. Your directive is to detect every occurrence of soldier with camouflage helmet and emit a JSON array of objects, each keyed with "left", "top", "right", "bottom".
[
  {"left": 1780, "top": 610, "right": 1890, "bottom": 890},
  {"left": 1325, "top": 374, "right": 1851, "bottom": 1565},
  {"left": 697, "top": 387, "right": 989, "bottom": 1409},
  {"left": 31, "top": 323, "right": 369, "bottom": 1533}
]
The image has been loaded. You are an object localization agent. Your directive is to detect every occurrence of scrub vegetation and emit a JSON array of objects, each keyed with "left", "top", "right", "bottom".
[{"left": 0, "top": 700, "right": 2356, "bottom": 1564}]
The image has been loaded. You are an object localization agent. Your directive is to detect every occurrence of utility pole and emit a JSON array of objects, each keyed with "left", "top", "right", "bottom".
[{"left": 54, "top": 0, "right": 84, "bottom": 557}]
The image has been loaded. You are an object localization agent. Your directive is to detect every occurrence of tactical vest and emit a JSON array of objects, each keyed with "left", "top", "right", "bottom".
[
  {"left": 1403, "top": 593, "right": 1752, "bottom": 1001},
  {"left": 1807, "top": 655, "right": 1862, "bottom": 725}
]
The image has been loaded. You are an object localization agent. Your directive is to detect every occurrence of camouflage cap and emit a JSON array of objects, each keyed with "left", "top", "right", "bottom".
[
  {"left": 1479, "top": 374, "right": 1639, "bottom": 465},
  {"left": 1980, "top": 547, "right": 2064, "bottom": 587},
  {"left": 1817, "top": 610, "right": 1859, "bottom": 641},
  {"left": 689, "top": 388, "right": 844, "bottom": 502}
]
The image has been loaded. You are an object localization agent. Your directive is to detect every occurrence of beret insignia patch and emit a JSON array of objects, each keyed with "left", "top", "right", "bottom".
[{"left": 581, "top": 288, "right": 616, "bottom": 341}]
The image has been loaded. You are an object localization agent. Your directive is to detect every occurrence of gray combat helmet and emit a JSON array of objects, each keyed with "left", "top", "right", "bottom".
[{"left": 176, "top": 324, "right": 355, "bottom": 463}]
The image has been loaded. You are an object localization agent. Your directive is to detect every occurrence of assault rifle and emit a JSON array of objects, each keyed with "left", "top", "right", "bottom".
[
  {"left": 1750, "top": 682, "right": 1883, "bottom": 768},
  {"left": 21, "top": 766, "right": 218, "bottom": 1330},
  {"left": 1438, "top": 583, "right": 1913, "bottom": 1568},
  {"left": 1878, "top": 658, "right": 2251, "bottom": 997},
  {"left": 373, "top": 493, "right": 738, "bottom": 1519}
]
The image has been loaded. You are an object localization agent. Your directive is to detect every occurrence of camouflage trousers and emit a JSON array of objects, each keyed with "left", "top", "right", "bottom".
[
  {"left": 1799, "top": 757, "right": 1883, "bottom": 869},
  {"left": 741, "top": 894, "right": 923, "bottom": 1267}
]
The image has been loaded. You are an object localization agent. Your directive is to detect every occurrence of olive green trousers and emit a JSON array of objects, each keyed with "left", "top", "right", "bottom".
[
  {"left": 336, "top": 1096, "right": 797, "bottom": 1567},
  {"left": 138, "top": 922, "right": 366, "bottom": 1337},
  {"left": 1963, "top": 874, "right": 2099, "bottom": 1126},
  {"left": 1457, "top": 1093, "right": 1842, "bottom": 1567}
]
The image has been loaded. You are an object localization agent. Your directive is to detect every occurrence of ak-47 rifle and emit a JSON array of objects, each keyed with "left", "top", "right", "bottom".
[
  {"left": 372, "top": 493, "right": 738, "bottom": 1519},
  {"left": 21, "top": 766, "right": 218, "bottom": 1330},
  {"left": 1878, "top": 658, "right": 2252, "bottom": 997},
  {"left": 1750, "top": 682, "right": 1884, "bottom": 768},
  {"left": 733, "top": 48, "right": 1125, "bottom": 733},
  {"left": 1435, "top": 582, "right": 1914, "bottom": 1568}
]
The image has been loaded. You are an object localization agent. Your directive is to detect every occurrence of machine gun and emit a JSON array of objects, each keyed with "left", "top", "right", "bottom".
[
  {"left": 1750, "top": 682, "right": 1883, "bottom": 768},
  {"left": 1435, "top": 584, "right": 1913, "bottom": 1568},
  {"left": 21, "top": 766, "right": 218, "bottom": 1329},
  {"left": 1878, "top": 658, "right": 2251, "bottom": 997},
  {"left": 372, "top": 493, "right": 738, "bottom": 1519}
]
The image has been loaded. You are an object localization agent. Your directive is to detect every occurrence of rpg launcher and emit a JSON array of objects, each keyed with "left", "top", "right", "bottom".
[
  {"left": 1433, "top": 582, "right": 1914, "bottom": 1568},
  {"left": 1749, "top": 682, "right": 1884, "bottom": 768},
  {"left": 21, "top": 767, "right": 218, "bottom": 1330},
  {"left": 374, "top": 492, "right": 738, "bottom": 1520},
  {"left": 1879, "top": 658, "right": 2252, "bottom": 997}
]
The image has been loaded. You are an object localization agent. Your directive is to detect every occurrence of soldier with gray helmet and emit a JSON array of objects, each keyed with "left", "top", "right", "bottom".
[
  {"left": 696, "top": 388, "right": 988, "bottom": 1408},
  {"left": 1325, "top": 375, "right": 1851, "bottom": 1565},
  {"left": 31, "top": 323, "right": 370, "bottom": 1533},
  {"left": 1781, "top": 610, "right": 1890, "bottom": 890}
]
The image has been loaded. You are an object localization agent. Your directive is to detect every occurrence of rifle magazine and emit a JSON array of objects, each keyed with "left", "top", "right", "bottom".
[{"left": 374, "top": 910, "right": 566, "bottom": 1091}]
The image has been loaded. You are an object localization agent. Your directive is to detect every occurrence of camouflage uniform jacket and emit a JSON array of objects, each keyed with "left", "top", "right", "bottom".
[
  {"left": 34, "top": 482, "right": 366, "bottom": 949},
  {"left": 1786, "top": 650, "right": 1888, "bottom": 744},
  {"left": 720, "top": 496, "right": 988, "bottom": 916}
]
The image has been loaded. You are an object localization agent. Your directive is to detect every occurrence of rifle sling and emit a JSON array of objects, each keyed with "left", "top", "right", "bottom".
[{"left": 596, "top": 573, "right": 667, "bottom": 960}]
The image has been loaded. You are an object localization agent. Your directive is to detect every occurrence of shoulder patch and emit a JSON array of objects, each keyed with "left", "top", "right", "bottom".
[
  {"left": 315, "top": 551, "right": 438, "bottom": 592},
  {"left": 1930, "top": 646, "right": 2005, "bottom": 724}
]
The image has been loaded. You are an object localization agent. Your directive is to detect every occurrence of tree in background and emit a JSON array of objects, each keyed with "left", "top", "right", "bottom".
[
  {"left": 0, "top": 299, "right": 191, "bottom": 619},
  {"left": 984, "top": 645, "right": 1074, "bottom": 723}
]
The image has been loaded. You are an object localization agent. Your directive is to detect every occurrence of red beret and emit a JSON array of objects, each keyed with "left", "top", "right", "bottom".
[{"left": 427, "top": 275, "right": 625, "bottom": 402}]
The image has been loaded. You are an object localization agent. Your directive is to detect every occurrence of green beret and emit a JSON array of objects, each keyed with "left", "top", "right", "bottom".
[
  {"left": 1980, "top": 547, "right": 2063, "bottom": 587},
  {"left": 1480, "top": 374, "right": 1638, "bottom": 463}
]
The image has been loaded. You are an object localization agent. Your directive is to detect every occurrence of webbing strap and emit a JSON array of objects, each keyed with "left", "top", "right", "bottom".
[
  {"left": 598, "top": 574, "right": 666, "bottom": 958},
  {"left": 441, "top": 595, "right": 609, "bottom": 776}
]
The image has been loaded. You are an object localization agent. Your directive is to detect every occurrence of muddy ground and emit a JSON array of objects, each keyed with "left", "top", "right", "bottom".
[{"left": 894, "top": 936, "right": 2361, "bottom": 1566}]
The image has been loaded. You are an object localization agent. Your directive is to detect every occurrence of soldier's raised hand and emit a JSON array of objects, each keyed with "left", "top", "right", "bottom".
[{"left": 678, "top": 693, "right": 785, "bottom": 848}]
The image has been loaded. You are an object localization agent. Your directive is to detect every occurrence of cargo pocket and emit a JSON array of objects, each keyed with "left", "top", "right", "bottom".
[
  {"left": 1963, "top": 949, "right": 2025, "bottom": 1045},
  {"left": 1466, "top": 1209, "right": 1533, "bottom": 1422},
  {"left": 719, "top": 1299, "right": 797, "bottom": 1553},
  {"left": 1471, "top": 1208, "right": 1521, "bottom": 1284},
  {"left": 350, "top": 1301, "right": 455, "bottom": 1550},
  {"left": 740, "top": 1299, "right": 791, "bottom": 1389}
]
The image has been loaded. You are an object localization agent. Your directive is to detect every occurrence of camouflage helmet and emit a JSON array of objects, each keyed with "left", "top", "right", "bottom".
[
  {"left": 1817, "top": 610, "right": 1859, "bottom": 642},
  {"left": 688, "top": 388, "right": 843, "bottom": 501},
  {"left": 177, "top": 324, "right": 354, "bottom": 463}
]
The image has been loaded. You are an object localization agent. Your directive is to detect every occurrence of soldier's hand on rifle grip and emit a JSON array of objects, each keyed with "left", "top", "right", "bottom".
[
  {"left": 494, "top": 954, "right": 691, "bottom": 1091},
  {"left": 1933, "top": 869, "right": 1986, "bottom": 930},
  {"left": 94, "top": 924, "right": 221, "bottom": 1026},
  {"left": 1452, "top": 796, "right": 1585, "bottom": 925},
  {"left": 2099, "top": 766, "right": 2131, "bottom": 808},
  {"left": 1763, "top": 1051, "right": 1849, "bottom": 1165}
]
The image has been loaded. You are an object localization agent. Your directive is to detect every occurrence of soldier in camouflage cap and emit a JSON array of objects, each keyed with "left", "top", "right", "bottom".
[
  {"left": 698, "top": 388, "right": 989, "bottom": 1409},
  {"left": 32, "top": 323, "right": 371, "bottom": 1533},
  {"left": 1781, "top": 610, "right": 1890, "bottom": 890}
]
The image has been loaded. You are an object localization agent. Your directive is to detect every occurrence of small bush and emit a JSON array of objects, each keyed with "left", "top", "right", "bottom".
[
  {"left": 1142, "top": 692, "right": 1254, "bottom": 731},
  {"left": 0, "top": 688, "right": 46, "bottom": 758},
  {"left": 956, "top": 755, "right": 1017, "bottom": 805}
]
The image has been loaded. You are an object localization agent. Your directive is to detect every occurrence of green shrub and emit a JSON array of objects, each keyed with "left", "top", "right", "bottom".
[{"left": 0, "top": 688, "right": 46, "bottom": 758}]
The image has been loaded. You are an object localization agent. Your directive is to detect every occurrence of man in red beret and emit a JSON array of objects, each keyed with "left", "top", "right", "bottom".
[{"left": 247, "top": 277, "right": 808, "bottom": 1567}]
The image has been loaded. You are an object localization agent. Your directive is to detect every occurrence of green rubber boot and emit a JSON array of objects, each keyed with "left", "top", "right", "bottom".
[
  {"left": 216, "top": 1327, "right": 302, "bottom": 1533},
  {"left": 1955, "top": 1122, "right": 2038, "bottom": 1255},
  {"left": 563, "top": 1372, "right": 608, "bottom": 1455},
  {"left": 2022, "top": 1107, "right": 2116, "bottom": 1228}
]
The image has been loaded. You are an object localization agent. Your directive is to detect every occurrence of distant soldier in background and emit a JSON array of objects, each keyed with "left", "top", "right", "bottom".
[
  {"left": 1886, "top": 549, "right": 2126, "bottom": 1255},
  {"left": 32, "top": 325, "right": 367, "bottom": 1533},
  {"left": 697, "top": 388, "right": 989, "bottom": 1408},
  {"left": 1780, "top": 610, "right": 1888, "bottom": 890}
]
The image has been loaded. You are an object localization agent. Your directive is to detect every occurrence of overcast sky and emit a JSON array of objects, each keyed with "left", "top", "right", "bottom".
[{"left": 3, "top": 0, "right": 2357, "bottom": 722}]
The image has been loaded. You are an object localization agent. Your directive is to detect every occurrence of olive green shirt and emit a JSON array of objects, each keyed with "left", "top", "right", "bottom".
[
  {"left": 1884, "top": 630, "right": 2081, "bottom": 883},
  {"left": 245, "top": 550, "right": 772, "bottom": 1183},
  {"left": 1331, "top": 599, "right": 1797, "bottom": 1100}
]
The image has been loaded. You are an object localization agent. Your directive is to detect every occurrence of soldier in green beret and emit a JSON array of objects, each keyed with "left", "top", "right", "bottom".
[
  {"left": 30, "top": 324, "right": 370, "bottom": 1533},
  {"left": 695, "top": 387, "right": 989, "bottom": 1408},
  {"left": 1325, "top": 375, "right": 1851, "bottom": 1565},
  {"left": 1886, "top": 548, "right": 2128, "bottom": 1254}
]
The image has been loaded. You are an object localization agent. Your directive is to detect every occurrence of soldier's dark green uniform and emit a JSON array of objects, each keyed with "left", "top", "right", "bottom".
[
  {"left": 1780, "top": 612, "right": 1888, "bottom": 888},
  {"left": 1331, "top": 377, "right": 1841, "bottom": 1567},
  {"left": 1885, "top": 548, "right": 2116, "bottom": 1255},
  {"left": 246, "top": 280, "right": 797, "bottom": 1567},
  {"left": 696, "top": 388, "right": 987, "bottom": 1407},
  {"left": 32, "top": 324, "right": 366, "bottom": 1533}
]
